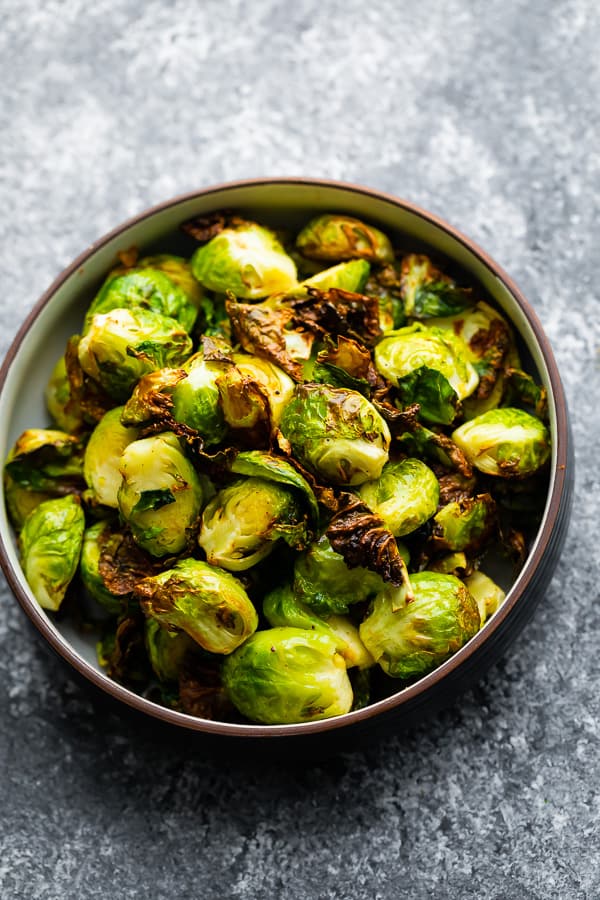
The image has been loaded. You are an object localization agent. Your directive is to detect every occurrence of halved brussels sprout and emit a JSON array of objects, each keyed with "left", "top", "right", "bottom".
[
  {"left": 230, "top": 450, "right": 320, "bottom": 527},
  {"left": 399, "top": 254, "right": 473, "bottom": 318},
  {"left": 144, "top": 617, "right": 198, "bottom": 682},
  {"left": 428, "top": 300, "right": 515, "bottom": 417},
  {"left": 5, "top": 429, "right": 85, "bottom": 493},
  {"left": 137, "top": 255, "right": 204, "bottom": 308},
  {"left": 78, "top": 308, "right": 193, "bottom": 402},
  {"left": 296, "top": 214, "right": 394, "bottom": 264},
  {"left": 463, "top": 570, "right": 505, "bottom": 625},
  {"left": 357, "top": 458, "right": 439, "bottom": 537},
  {"left": 135, "top": 559, "right": 258, "bottom": 654},
  {"left": 359, "top": 572, "right": 480, "bottom": 679},
  {"left": 83, "top": 407, "right": 140, "bottom": 508},
  {"left": 452, "top": 408, "right": 550, "bottom": 477},
  {"left": 432, "top": 494, "right": 496, "bottom": 554},
  {"left": 231, "top": 353, "right": 295, "bottom": 426},
  {"left": 118, "top": 433, "right": 203, "bottom": 557},
  {"left": 198, "top": 477, "right": 307, "bottom": 571},
  {"left": 84, "top": 268, "right": 198, "bottom": 333},
  {"left": 80, "top": 521, "right": 125, "bottom": 614},
  {"left": 171, "top": 354, "right": 228, "bottom": 445},
  {"left": 374, "top": 323, "right": 479, "bottom": 425},
  {"left": 191, "top": 222, "right": 297, "bottom": 299},
  {"left": 19, "top": 495, "right": 85, "bottom": 611},
  {"left": 280, "top": 383, "right": 390, "bottom": 486},
  {"left": 221, "top": 627, "right": 353, "bottom": 724},
  {"left": 4, "top": 476, "right": 53, "bottom": 531},
  {"left": 263, "top": 583, "right": 373, "bottom": 669},
  {"left": 303, "top": 259, "right": 371, "bottom": 293},
  {"left": 292, "top": 534, "right": 389, "bottom": 616},
  {"left": 45, "top": 355, "right": 85, "bottom": 433}
]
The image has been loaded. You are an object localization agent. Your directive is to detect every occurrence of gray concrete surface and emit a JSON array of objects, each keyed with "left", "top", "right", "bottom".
[{"left": 1, "top": 1, "right": 599, "bottom": 897}]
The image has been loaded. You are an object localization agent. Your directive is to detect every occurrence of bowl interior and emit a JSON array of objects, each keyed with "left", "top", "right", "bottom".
[{"left": 0, "top": 180, "right": 560, "bottom": 732}]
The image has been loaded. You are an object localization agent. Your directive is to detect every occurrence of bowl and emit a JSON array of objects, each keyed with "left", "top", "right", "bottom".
[{"left": 0, "top": 178, "right": 573, "bottom": 754}]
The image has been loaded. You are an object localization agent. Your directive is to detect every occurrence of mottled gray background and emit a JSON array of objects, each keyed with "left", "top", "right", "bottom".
[{"left": 1, "top": 1, "right": 599, "bottom": 898}]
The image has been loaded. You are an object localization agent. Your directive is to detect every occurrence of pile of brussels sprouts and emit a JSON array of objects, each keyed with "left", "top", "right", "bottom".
[{"left": 4, "top": 211, "right": 551, "bottom": 725}]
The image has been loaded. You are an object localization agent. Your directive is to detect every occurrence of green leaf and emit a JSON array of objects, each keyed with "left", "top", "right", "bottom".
[
  {"left": 132, "top": 489, "right": 176, "bottom": 514},
  {"left": 396, "top": 365, "right": 459, "bottom": 425}
]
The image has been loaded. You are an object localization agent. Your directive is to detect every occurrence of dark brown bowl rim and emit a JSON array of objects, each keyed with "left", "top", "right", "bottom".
[{"left": 0, "top": 177, "right": 569, "bottom": 739}]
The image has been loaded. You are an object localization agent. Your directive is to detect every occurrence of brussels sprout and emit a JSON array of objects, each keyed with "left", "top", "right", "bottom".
[
  {"left": 432, "top": 494, "right": 496, "bottom": 554},
  {"left": 80, "top": 521, "right": 125, "bottom": 615},
  {"left": 428, "top": 300, "right": 515, "bottom": 416},
  {"left": 232, "top": 353, "right": 295, "bottom": 426},
  {"left": 5, "top": 428, "right": 84, "bottom": 493},
  {"left": 296, "top": 214, "right": 394, "bottom": 264},
  {"left": 84, "top": 268, "right": 198, "bottom": 333},
  {"left": 280, "top": 384, "right": 391, "bottom": 486},
  {"left": 263, "top": 583, "right": 373, "bottom": 669},
  {"left": 221, "top": 627, "right": 353, "bottom": 724},
  {"left": 292, "top": 534, "right": 389, "bottom": 616},
  {"left": 463, "top": 570, "right": 505, "bottom": 625},
  {"left": 144, "top": 617, "right": 198, "bottom": 682},
  {"left": 312, "top": 336, "right": 378, "bottom": 397},
  {"left": 359, "top": 572, "right": 480, "bottom": 679},
  {"left": 191, "top": 222, "right": 297, "bottom": 299},
  {"left": 78, "top": 308, "right": 193, "bottom": 402},
  {"left": 83, "top": 407, "right": 140, "bottom": 508},
  {"left": 374, "top": 324, "right": 479, "bottom": 424},
  {"left": 303, "top": 259, "right": 371, "bottom": 293},
  {"left": 135, "top": 559, "right": 258, "bottom": 655},
  {"left": 137, "top": 255, "right": 204, "bottom": 308},
  {"left": 3, "top": 476, "right": 53, "bottom": 531},
  {"left": 171, "top": 354, "right": 228, "bottom": 445},
  {"left": 452, "top": 408, "right": 551, "bottom": 478},
  {"left": 357, "top": 458, "right": 439, "bottom": 537},
  {"left": 45, "top": 355, "right": 85, "bottom": 433},
  {"left": 19, "top": 495, "right": 85, "bottom": 611},
  {"left": 118, "top": 433, "right": 203, "bottom": 557},
  {"left": 428, "top": 552, "right": 468, "bottom": 576},
  {"left": 399, "top": 254, "right": 473, "bottom": 318},
  {"left": 198, "top": 477, "right": 307, "bottom": 571},
  {"left": 230, "top": 450, "right": 320, "bottom": 527}
]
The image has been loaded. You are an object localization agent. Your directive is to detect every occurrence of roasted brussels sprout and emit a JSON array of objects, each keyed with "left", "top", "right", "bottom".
[
  {"left": 280, "top": 383, "right": 390, "bottom": 485},
  {"left": 452, "top": 408, "right": 551, "bottom": 477},
  {"left": 19, "top": 495, "right": 85, "bottom": 611},
  {"left": 303, "top": 259, "right": 371, "bottom": 293},
  {"left": 45, "top": 355, "right": 85, "bottom": 433},
  {"left": 135, "top": 559, "right": 258, "bottom": 654},
  {"left": 296, "top": 214, "right": 394, "bottom": 264},
  {"left": 5, "top": 429, "right": 84, "bottom": 493},
  {"left": 118, "top": 433, "right": 203, "bottom": 557},
  {"left": 263, "top": 583, "right": 373, "bottom": 669},
  {"left": 191, "top": 221, "right": 297, "bottom": 299},
  {"left": 198, "top": 476, "right": 307, "bottom": 571},
  {"left": 144, "top": 617, "right": 197, "bottom": 682},
  {"left": 78, "top": 308, "right": 193, "bottom": 402},
  {"left": 171, "top": 354, "right": 228, "bottom": 444},
  {"left": 80, "top": 521, "right": 124, "bottom": 614},
  {"left": 231, "top": 353, "right": 295, "bottom": 426},
  {"left": 432, "top": 494, "right": 496, "bottom": 554},
  {"left": 375, "top": 323, "right": 479, "bottom": 424},
  {"left": 398, "top": 254, "right": 473, "bottom": 318},
  {"left": 221, "top": 627, "right": 353, "bottom": 724},
  {"left": 292, "top": 534, "right": 389, "bottom": 616},
  {"left": 84, "top": 267, "right": 198, "bottom": 333},
  {"left": 83, "top": 406, "right": 140, "bottom": 508},
  {"left": 463, "top": 570, "right": 505, "bottom": 625},
  {"left": 358, "top": 458, "right": 439, "bottom": 537},
  {"left": 359, "top": 572, "right": 480, "bottom": 679},
  {"left": 137, "top": 255, "right": 204, "bottom": 308}
]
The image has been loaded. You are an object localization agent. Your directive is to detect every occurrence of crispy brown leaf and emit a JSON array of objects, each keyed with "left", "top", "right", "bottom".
[
  {"left": 316, "top": 335, "right": 379, "bottom": 389},
  {"left": 326, "top": 493, "right": 413, "bottom": 598},
  {"left": 225, "top": 295, "right": 305, "bottom": 380},
  {"left": 288, "top": 287, "right": 382, "bottom": 346},
  {"left": 180, "top": 210, "right": 247, "bottom": 243},
  {"left": 98, "top": 530, "right": 167, "bottom": 597}
]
